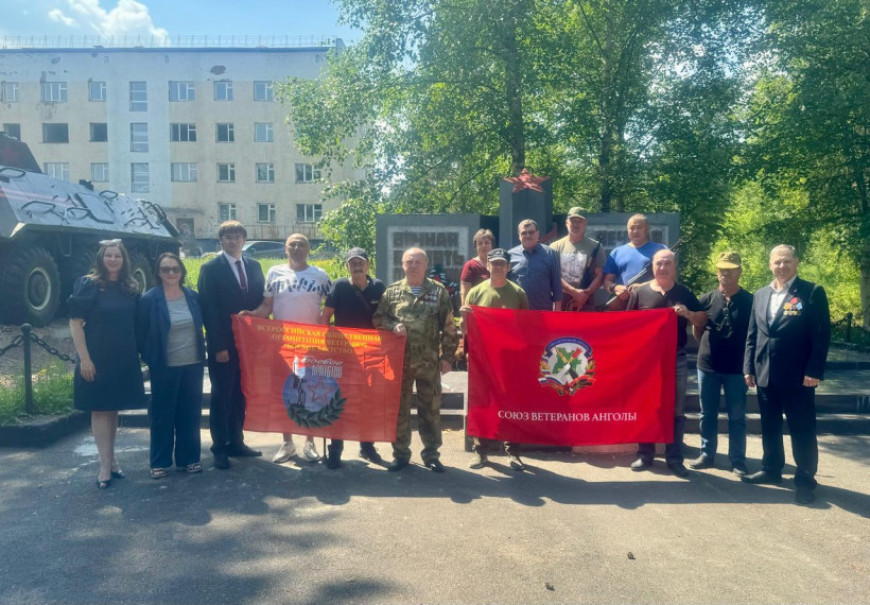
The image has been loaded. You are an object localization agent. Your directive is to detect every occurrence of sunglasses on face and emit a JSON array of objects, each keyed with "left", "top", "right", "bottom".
[{"left": 159, "top": 266, "right": 182, "bottom": 274}]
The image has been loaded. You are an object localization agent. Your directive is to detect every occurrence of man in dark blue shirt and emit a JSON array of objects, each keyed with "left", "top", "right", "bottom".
[
  {"left": 508, "top": 219, "right": 562, "bottom": 311},
  {"left": 320, "top": 247, "right": 387, "bottom": 469}
]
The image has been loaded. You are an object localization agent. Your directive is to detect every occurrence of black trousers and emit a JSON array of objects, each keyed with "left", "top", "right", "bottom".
[
  {"left": 757, "top": 384, "right": 818, "bottom": 489},
  {"left": 207, "top": 356, "right": 247, "bottom": 455},
  {"left": 329, "top": 440, "right": 376, "bottom": 455},
  {"left": 149, "top": 362, "right": 203, "bottom": 468}
]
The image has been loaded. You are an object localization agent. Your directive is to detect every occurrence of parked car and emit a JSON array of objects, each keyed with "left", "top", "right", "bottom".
[{"left": 242, "top": 240, "right": 286, "bottom": 259}]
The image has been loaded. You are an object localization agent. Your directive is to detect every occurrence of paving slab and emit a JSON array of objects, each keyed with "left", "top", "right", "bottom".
[{"left": 0, "top": 428, "right": 868, "bottom": 605}]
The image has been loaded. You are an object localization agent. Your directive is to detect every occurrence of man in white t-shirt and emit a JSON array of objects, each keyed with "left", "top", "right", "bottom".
[{"left": 240, "top": 233, "right": 332, "bottom": 464}]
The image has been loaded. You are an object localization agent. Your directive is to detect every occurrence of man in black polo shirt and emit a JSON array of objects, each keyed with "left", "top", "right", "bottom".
[
  {"left": 690, "top": 252, "right": 753, "bottom": 475},
  {"left": 320, "top": 247, "right": 387, "bottom": 469},
  {"left": 627, "top": 249, "right": 707, "bottom": 477}
]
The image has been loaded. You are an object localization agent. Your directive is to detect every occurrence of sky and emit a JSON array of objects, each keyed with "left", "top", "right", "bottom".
[{"left": 0, "top": 0, "right": 362, "bottom": 45}]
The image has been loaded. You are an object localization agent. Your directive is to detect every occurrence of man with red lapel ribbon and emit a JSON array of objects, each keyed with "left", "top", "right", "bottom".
[{"left": 743, "top": 245, "right": 830, "bottom": 505}]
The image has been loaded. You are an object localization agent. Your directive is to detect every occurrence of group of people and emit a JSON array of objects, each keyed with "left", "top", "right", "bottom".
[{"left": 69, "top": 212, "right": 830, "bottom": 505}]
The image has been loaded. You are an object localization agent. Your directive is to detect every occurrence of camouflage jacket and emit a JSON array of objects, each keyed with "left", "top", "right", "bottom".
[{"left": 373, "top": 277, "right": 458, "bottom": 369}]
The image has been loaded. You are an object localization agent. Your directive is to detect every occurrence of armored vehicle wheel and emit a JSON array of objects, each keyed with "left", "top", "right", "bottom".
[
  {"left": 0, "top": 246, "right": 62, "bottom": 326},
  {"left": 60, "top": 248, "right": 96, "bottom": 301},
  {"left": 129, "top": 252, "right": 155, "bottom": 294}
]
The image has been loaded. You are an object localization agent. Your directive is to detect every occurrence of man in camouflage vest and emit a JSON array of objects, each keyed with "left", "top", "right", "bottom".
[{"left": 373, "top": 247, "right": 458, "bottom": 472}]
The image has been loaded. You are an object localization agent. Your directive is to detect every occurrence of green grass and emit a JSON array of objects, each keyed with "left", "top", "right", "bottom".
[
  {"left": 182, "top": 257, "right": 347, "bottom": 291},
  {"left": 0, "top": 361, "right": 74, "bottom": 424}
]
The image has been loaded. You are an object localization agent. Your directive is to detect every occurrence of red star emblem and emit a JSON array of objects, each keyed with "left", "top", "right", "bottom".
[{"left": 505, "top": 168, "right": 549, "bottom": 193}]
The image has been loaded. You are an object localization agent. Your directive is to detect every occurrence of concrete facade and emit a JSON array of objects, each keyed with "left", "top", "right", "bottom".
[{"left": 0, "top": 42, "right": 362, "bottom": 249}]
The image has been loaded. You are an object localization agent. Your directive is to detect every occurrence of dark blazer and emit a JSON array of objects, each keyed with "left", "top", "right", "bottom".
[
  {"left": 744, "top": 276, "right": 830, "bottom": 388},
  {"left": 197, "top": 253, "right": 265, "bottom": 358},
  {"left": 137, "top": 285, "right": 206, "bottom": 370}
]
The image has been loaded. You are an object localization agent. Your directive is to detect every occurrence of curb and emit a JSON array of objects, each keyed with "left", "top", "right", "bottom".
[{"left": 0, "top": 410, "right": 89, "bottom": 448}]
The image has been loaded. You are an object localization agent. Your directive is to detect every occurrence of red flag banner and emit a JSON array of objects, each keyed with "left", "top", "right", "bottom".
[
  {"left": 232, "top": 315, "right": 405, "bottom": 441},
  {"left": 466, "top": 307, "right": 677, "bottom": 446}
]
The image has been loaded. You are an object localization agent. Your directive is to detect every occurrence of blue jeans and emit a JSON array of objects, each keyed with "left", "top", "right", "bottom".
[{"left": 697, "top": 369, "right": 747, "bottom": 466}]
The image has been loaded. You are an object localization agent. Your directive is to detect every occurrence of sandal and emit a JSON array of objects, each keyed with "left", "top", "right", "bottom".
[
  {"left": 96, "top": 478, "right": 112, "bottom": 489},
  {"left": 111, "top": 468, "right": 126, "bottom": 479},
  {"left": 184, "top": 462, "right": 203, "bottom": 474},
  {"left": 150, "top": 467, "right": 169, "bottom": 480}
]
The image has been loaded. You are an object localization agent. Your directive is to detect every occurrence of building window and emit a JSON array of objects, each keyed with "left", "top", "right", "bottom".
[
  {"left": 295, "top": 163, "right": 321, "bottom": 183},
  {"left": 256, "top": 163, "right": 275, "bottom": 183},
  {"left": 219, "top": 203, "right": 237, "bottom": 222},
  {"left": 44, "top": 162, "right": 70, "bottom": 181},
  {"left": 258, "top": 203, "right": 276, "bottom": 224},
  {"left": 253, "top": 81, "right": 273, "bottom": 102},
  {"left": 130, "top": 123, "right": 148, "bottom": 152},
  {"left": 91, "top": 163, "right": 109, "bottom": 182},
  {"left": 216, "top": 123, "right": 235, "bottom": 142},
  {"left": 3, "top": 123, "right": 21, "bottom": 139},
  {"left": 41, "top": 82, "right": 68, "bottom": 103},
  {"left": 89, "top": 81, "right": 107, "bottom": 102},
  {"left": 169, "top": 81, "right": 195, "bottom": 101},
  {"left": 131, "top": 163, "right": 149, "bottom": 192},
  {"left": 217, "top": 163, "right": 236, "bottom": 183},
  {"left": 1, "top": 82, "right": 19, "bottom": 103},
  {"left": 89, "top": 122, "right": 108, "bottom": 142},
  {"left": 296, "top": 203, "right": 323, "bottom": 223},
  {"left": 170, "top": 123, "right": 196, "bottom": 142},
  {"left": 130, "top": 81, "right": 147, "bottom": 111},
  {"left": 214, "top": 80, "right": 233, "bottom": 101},
  {"left": 171, "top": 162, "right": 198, "bottom": 182},
  {"left": 42, "top": 123, "right": 69, "bottom": 144},
  {"left": 254, "top": 122, "right": 274, "bottom": 142}
]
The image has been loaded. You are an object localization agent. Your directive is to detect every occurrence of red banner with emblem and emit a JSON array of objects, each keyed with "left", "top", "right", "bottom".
[
  {"left": 232, "top": 315, "right": 405, "bottom": 440},
  {"left": 466, "top": 308, "right": 677, "bottom": 445}
]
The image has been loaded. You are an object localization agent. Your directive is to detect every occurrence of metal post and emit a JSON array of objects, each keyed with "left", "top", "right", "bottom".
[
  {"left": 845, "top": 312, "right": 853, "bottom": 343},
  {"left": 21, "top": 324, "right": 34, "bottom": 415}
]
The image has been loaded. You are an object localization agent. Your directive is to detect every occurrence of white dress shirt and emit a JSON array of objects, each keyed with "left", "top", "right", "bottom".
[{"left": 768, "top": 276, "right": 796, "bottom": 325}]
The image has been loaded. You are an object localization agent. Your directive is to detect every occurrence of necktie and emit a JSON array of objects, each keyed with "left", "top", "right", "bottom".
[{"left": 236, "top": 259, "right": 248, "bottom": 293}]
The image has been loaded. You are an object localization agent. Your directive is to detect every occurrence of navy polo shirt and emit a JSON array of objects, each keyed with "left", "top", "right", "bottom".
[{"left": 325, "top": 276, "right": 387, "bottom": 328}]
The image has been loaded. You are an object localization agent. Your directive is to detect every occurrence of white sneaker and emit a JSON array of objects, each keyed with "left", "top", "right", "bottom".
[
  {"left": 302, "top": 440, "right": 320, "bottom": 462},
  {"left": 272, "top": 441, "right": 296, "bottom": 464}
]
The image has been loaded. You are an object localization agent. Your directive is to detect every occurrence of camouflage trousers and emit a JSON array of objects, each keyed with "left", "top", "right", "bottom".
[{"left": 393, "top": 366, "right": 442, "bottom": 463}]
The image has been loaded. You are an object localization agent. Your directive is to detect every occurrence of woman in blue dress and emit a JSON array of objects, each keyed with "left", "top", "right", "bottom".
[
  {"left": 69, "top": 240, "right": 146, "bottom": 489},
  {"left": 137, "top": 253, "right": 205, "bottom": 479}
]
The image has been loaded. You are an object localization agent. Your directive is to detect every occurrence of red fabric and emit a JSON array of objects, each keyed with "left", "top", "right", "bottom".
[
  {"left": 466, "top": 307, "right": 676, "bottom": 445},
  {"left": 232, "top": 315, "right": 405, "bottom": 440}
]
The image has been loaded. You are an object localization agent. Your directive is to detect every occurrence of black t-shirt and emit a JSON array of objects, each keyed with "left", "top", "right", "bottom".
[
  {"left": 627, "top": 282, "right": 702, "bottom": 349},
  {"left": 324, "top": 276, "right": 386, "bottom": 328},
  {"left": 696, "top": 288, "right": 753, "bottom": 374}
]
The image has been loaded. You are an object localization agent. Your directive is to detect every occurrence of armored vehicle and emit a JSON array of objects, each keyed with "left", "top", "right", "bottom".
[{"left": 0, "top": 133, "right": 180, "bottom": 326}]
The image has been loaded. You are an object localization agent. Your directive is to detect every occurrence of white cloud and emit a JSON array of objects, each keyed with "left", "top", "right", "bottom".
[
  {"left": 48, "top": 7, "right": 77, "bottom": 27},
  {"left": 47, "top": 0, "right": 168, "bottom": 39}
]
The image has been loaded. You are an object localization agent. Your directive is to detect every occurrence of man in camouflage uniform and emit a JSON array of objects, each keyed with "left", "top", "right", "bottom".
[{"left": 373, "top": 247, "right": 458, "bottom": 472}]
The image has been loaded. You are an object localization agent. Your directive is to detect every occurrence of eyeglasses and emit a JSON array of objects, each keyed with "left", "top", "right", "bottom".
[
  {"left": 159, "top": 266, "right": 182, "bottom": 274},
  {"left": 99, "top": 238, "right": 122, "bottom": 246}
]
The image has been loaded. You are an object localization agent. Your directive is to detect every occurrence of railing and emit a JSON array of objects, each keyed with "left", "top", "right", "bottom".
[
  {"left": 0, "top": 35, "right": 342, "bottom": 50},
  {"left": 0, "top": 324, "right": 75, "bottom": 415}
]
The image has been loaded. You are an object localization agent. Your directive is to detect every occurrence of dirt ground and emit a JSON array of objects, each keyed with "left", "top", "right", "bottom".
[{"left": 0, "top": 320, "right": 76, "bottom": 386}]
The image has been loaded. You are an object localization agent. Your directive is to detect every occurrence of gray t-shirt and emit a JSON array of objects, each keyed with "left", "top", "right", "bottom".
[
  {"left": 549, "top": 235, "right": 605, "bottom": 287},
  {"left": 166, "top": 296, "right": 202, "bottom": 367}
]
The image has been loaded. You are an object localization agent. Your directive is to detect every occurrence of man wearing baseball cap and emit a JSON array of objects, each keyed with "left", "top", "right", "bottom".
[
  {"left": 460, "top": 248, "right": 530, "bottom": 470},
  {"left": 320, "top": 247, "right": 387, "bottom": 469},
  {"left": 690, "top": 251, "right": 753, "bottom": 475},
  {"left": 550, "top": 206, "right": 606, "bottom": 311}
]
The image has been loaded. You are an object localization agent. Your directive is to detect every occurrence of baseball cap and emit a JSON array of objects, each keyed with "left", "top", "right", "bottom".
[
  {"left": 345, "top": 247, "right": 369, "bottom": 262},
  {"left": 487, "top": 248, "right": 510, "bottom": 263},
  {"left": 715, "top": 251, "right": 741, "bottom": 269},
  {"left": 567, "top": 206, "right": 588, "bottom": 219}
]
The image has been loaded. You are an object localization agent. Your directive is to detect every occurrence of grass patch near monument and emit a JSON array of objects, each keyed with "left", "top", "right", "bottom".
[
  {"left": 0, "top": 361, "right": 74, "bottom": 424},
  {"left": 182, "top": 257, "right": 346, "bottom": 291}
]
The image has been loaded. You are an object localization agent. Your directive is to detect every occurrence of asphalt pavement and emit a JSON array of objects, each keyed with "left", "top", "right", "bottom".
[{"left": 1, "top": 428, "right": 868, "bottom": 604}]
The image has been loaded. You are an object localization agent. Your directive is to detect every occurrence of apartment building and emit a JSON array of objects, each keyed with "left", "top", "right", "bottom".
[{"left": 0, "top": 37, "right": 359, "bottom": 249}]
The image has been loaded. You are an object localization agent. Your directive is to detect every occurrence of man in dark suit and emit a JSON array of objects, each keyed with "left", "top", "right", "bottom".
[
  {"left": 197, "top": 221, "right": 266, "bottom": 470},
  {"left": 743, "top": 244, "right": 830, "bottom": 504}
]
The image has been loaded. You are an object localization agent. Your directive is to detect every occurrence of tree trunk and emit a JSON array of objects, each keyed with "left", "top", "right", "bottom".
[{"left": 503, "top": 15, "right": 525, "bottom": 176}]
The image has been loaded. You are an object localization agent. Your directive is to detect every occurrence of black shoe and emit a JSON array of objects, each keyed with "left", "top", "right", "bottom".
[
  {"left": 424, "top": 459, "right": 445, "bottom": 473},
  {"left": 326, "top": 455, "right": 342, "bottom": 470},
  {"left": 741, "top": 470, "right": 782, "bottom": 485},
  {"left": 507, "top": 454, "right": 525, "bottom": 471},
  {"left": 359, "top": 445, "right": 383, "bottom": 465},
  {"left": 795, "top": 485, "right": 816, "bottom": 505},
  {"left": 630, "top": 458, "right": 653, "bottom": 471},
  {"left": 387, "top": 458, "right": 409, "bottom": 472},
  {"left": 468, "top": 451, "right": 487, "bottom": 469},
  {"left": 689, "top": 454, "right": 714, "bottom": 470},
  {"left": 667, "top": 462, "right": 690, "bottom": 478},
  {"left": 226, "top": 444, "right": 262, "bottom": 457},
  {"left": 731, "top": 462, "right": 748, "bottom": 477},
  {"left": 214, "top": 452, "right": 230, "bottom": 470}
]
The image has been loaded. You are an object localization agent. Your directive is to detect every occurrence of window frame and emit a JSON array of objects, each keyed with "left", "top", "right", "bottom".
[
  {"left": 41, "top": 82, "right": 68, "bottom": 103},
  {"left": 170, "top": 162, "right": 198, "bottom": 182},
  {"left": 44, "top": 162, "right": 71, "bottom": 181},
  {"left": 216, "top": 123, "right": 235, "bottom": 143},
  {"left": 169, "top": 81, "right": 195, "bottom": 102},
  {"left": 214, "top": 80, "right": 234, "bottom": 101},
  {"left": 253, "top": 81, "right": 274, "bottom": 102},
  {"left": 90, "top": 162, "right": 109, "bottom": 183},
  {"left": 2, "top": 81, "right": 20, "bottom": 103},
  {"left": 294, "top": 163, "right": 321, "bottom": 183},
  {"left": 218, "top": 203, "right": 237, "bottom": 222},
  {"left": 89, "top": 122, "right": 108, "bottom": 142},
  {"left": 130, "top": 122, "right": 148, "bottom": 152},
  {"left": 257, "top": 203, "right": 277, "bottom": 224},
  {"left": 217, "top": 163, "right": 236, "bottom": 183},
  {"left": 89, "top": 81, "right": 107, "bottom": 102},
  {"left": 42, "top": 123, "right": 70, "bottom": 144},
  {"left": 256, "top": 162, "right": 276, "bottom": 183},
  {"left": 129, "top": 81, "right": 147, "bottom": 111},
  {"left": 3, "top": 123, "right": 21, "bottom": 139},
  {"left": 296, "top": 203, "right": 323, "bottom": 224},
  {"left": 131, "top": 162, "right": 150, "bottom": 192},
  {"left": 170, "top": 122, "right": 197, "bottom": 142},
  {"left": 254, "top": 122, "right": 274, "bottom": 143}
]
